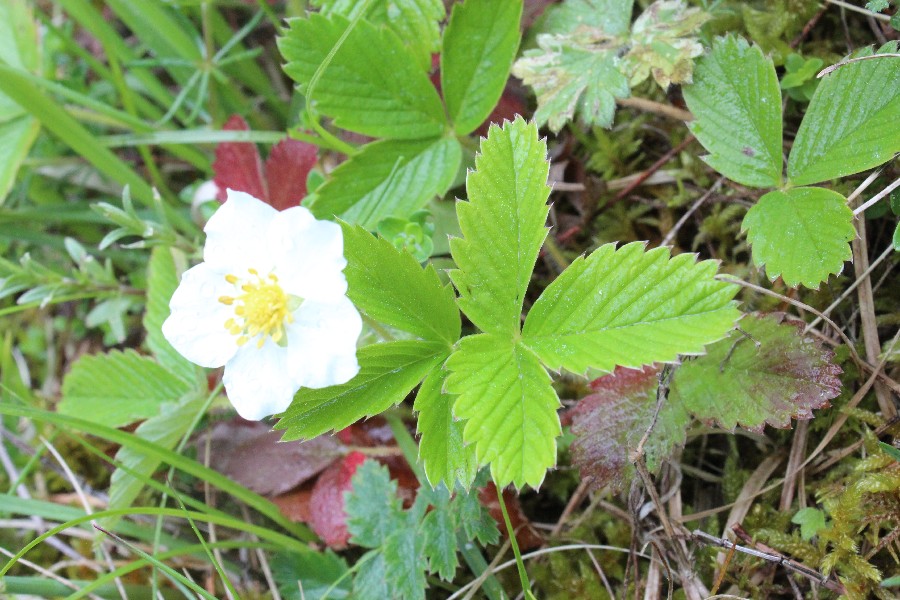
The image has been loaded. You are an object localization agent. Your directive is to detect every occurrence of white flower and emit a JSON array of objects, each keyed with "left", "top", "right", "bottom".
[{"left": 162, "top": 190, "right": 362, "bottom": 420}]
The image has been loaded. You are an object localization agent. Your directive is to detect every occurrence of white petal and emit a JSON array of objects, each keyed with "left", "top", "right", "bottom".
[
  {"left": 223, "top": 343, "right": 297, "bottom": 420},
  {"left": 162, "top": 263, "right": 239, "bottom": 368},
  {"left": 203, "top": 190, "right": 278, "bottom": 273},
  {"left": 284, "top": 295, "right": 362, "bottom": 389},
  {"left": 268, "top": 207, "right": 348, "bottom": 301}
]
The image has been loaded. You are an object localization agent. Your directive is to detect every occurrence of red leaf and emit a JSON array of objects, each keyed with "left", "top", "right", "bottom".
[
  {"left": 309, "top": 451, "right": 367, "bottom": 549},
  {"left": 264, "top": 139, "right": 318, "bottom": 211},
  {"left": 212, "top": 115, "right": 267, "bottom": 203},
  {"left": 479, "top": 482, "right": 544, "bottom": 550}
]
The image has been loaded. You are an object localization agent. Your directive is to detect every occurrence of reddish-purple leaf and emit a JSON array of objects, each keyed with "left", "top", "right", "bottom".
[
  {"left": 212, "top": 115, "right": 267, "bottom": 203},
  {"left": 202, "top": 419, "right": 342, "bottom": 496},
  {"left": 670, "top": 312, "right": 842, "bottom": 432},
  {"left": 570, "top": 365, "right": 690, "bottom": 491},
  {"left": 309, "top": 451, "right": 367, "bottom": 549},
  {"left": 264, "top": 138, "right": 317, "bottom": 211}
]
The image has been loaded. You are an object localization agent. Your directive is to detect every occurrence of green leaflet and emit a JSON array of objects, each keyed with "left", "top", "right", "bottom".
[
  {"left": 420, "top": 485, "right": 457, "bottom": 580},
  {"left": 310, "top": 136, "right": 461, "bottom": 229},
  {"left": 682, "top": 35, "right": 783, "bottom": 188},
  {"left": 445, "top": 334, "right": 561, "bottom": 489},
  {"left": 538, "top": 0, "right": 634, "bottom": 37},
  {"left": 271, "top": 551, "right": 351, "bottom": 600},
  {"left": 788, "top": 43, "right": 900, "bottom": 186},
  {"left": 276, "top": 341, "right": 448, "bottom": 440},
  {"left": 278, "top": 13, "right": 446, "bottom": 140},
  {"left": 449, "top": 118, "right": 550, "bottom": 338},
  {"left": 742, "top": 187, "right": 855, "bottom": 288},
  {"left": 441, "top": 0, "right": 522, "bottom": 135},
  {"left": 345, "top": 460, "right": 405, "bottom": 548},
  {"left": 522, "top": 243, "right": 741, "bottom": 374},
  {"left": 413, "top": 368, "right": 477, "bottom": 488},
  {"left": 59, "top": 349, "right": 194, "bottom": 428},
  {"left": 144, "top": 246, "right": 198, "bottom": 386},
  {"left": 341, "top": 223, "right": 460, "bottom": 345}
]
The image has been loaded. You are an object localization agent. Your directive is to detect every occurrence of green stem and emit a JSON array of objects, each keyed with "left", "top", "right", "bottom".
[{"left": 495, "top": 480, "right": 531, "bottom": 596}]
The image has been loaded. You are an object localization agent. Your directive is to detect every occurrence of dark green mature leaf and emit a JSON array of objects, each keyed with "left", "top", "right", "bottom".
[
  {"left": 144, "top": 246, "right": 197, "bottom": 386},
  {"left": 383, "top": 518, "right": 427, "bottom": 600},
  {"left": 682, "top": 35, "right": 783, "bottom": 188},
  {"left": 341, "top": 223, "right": 460, "bottom": 345},
  {"left": 311, "top": 136, "right": 461, "bottom": 229},
  {"left": 277, "top": 341, "right": 448, "bottom": 440},
  {"left": 670, "top": 313, "right": 842, "bottom": 431},
  {"left": 421, "top": 485, "right": 457, "bottom": 580},
  {"left": 278, "top": 14, "right": 446, "bottom": 139},
  {"left": 346, "top": 460, "right": 404, "bottom": 547},
  {"left": 455, "top": 486, "right": 499, "bottom": 545},
  {"left": 414, "top": 368, "right": 477, "bottom": 488},
  {"left": 353, "top": 552, "right": 391, "bottom": 600},
  {"left": 450, "top": 118, "right": 550, "bottom": 338},
  {"left": 570, "top": 365, "right": 690, "bottom": 491},
  {"left": 742, "top": 187, "right": 855, "bottom": 289},
  {"left": 522, "top": 242, "right": 740, "bottom": 375},
  {"left": 441, "top": 0, "right": 522, "bottom": 135},
  {"left": 788, "top": 43, "right": 900, "bottom": 185},
  {"left": 272, "top": 550, "right": 351, "bottom": 600},
  {"left": 59, "top": 350, "right": 193, "bottom": 428},
  {"left": 446, "top": 334, "right": 561, "bottom": 488}
]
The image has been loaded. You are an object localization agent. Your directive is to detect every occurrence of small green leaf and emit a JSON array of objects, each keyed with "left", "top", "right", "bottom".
[
  {"left": 278, "top": 14, "right": 446, "bottom": 139},
  {"left": 346, "top": 460, "right": 404, "bottom": 547},
  {"left": 383, "top": 517, "right": 427, "bottom": 600},
  {"left": 414, "top": 368, "right": 477, "bottom": 489},
  {"left": 59, "top": 350, "right": 193, "bottom": 428},
  {"left": 450, "top": 118, "right": 550, "bottom": 338},
  {"left": 682, "top": 35, "right": 783, "bottom": 188},
  {"left": 271, "top": 550, "right": 351, "bottom": 600},
  {"left": 792, "top": 507, "right": 827, "bottom": 541},
  {"left": 893, "top": 222, "right": 900, "bottom": 251},
  {"left": 454, "top": 486, "right": 500, "bottom": 545},
  {"left": 742, "top": 187, "right": 855, "bottom": 289},
  {"left": 421, "top": 485, "right": 457, "bottom": 580},
  {"left": 522, "top": 242, "right": 740, "bottom": 374},
  {"left": 670, "top": 313, "right": 842, "bottom": 431},
  {"left": 108, "top": 393, "right": 206, "bottom": 518},
  {"left": 341, "top": 223, "right": 460, "bottom": 345},
  {"left": 441, "top": 0, "right": 522, "bottom": 135},
  {"left": 445, "top": 334, "right": 560, "bottom": 489},
  {"left": 145, "top": 246, "right": 197, "bottom": 386},
  {"left": 880, "top": 441, "right": 900, "bottom": 462},
  {"left": 353, "top": 552, "right": 390, "bottom": 600},
  {"left": 276, "top": 341, "right": 448, "bottom": 440},
  {"left": 311, "top": 136, "right": 461, "bottom": 229},
  {"left": 788, "top": 43, "right": 900, "bottom": 185}
]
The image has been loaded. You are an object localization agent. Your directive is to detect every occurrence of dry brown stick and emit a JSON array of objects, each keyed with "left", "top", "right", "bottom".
[
  {"left": 612, "top": 135, "right": 696, "bottom": 204},
  {"left": 779, "top": 420, "right": 809, "bottom": 512},
  {"left": 617, "top": 96, "right": 693, "bottom": 122}
]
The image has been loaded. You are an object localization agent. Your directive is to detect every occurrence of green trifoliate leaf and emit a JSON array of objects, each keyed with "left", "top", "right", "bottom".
[
  {"left": 787, "top": 42, "right": 900, "bottom": 186},
  {"left": 441, "top": 0, "right": 522, "bottom": 135},
  {"left": 108, "top": 393, "right": 206, "bottom": 519},
  {"left": 682, "top": 35, "right": 783, "bottom": 188},
  {"left": 276, "top": 341, "right": 448, "bottom": 440},
  {"left": 446, "top": 334, "right": 561, "bottom": 489},
  {"left": 341, "top": 223, "right": 460, "bottom": 345},
  {"left": 620, "top": 0, "right": 708, "bottom": 89},
  {"left": 311, "top": 136, "right": 461, "bottom": 229},
  {"left": 522, "top": 243, "right": 741, "bottom": 375},
  {"left": 144, "top": 246, "right": 198, "bottom": 386},
  {"left": 537, "top": 0, "right": 634, "bottom": 37},
  {"left": 278, "top": 14, "right": 446, "bottom": 139},
  {"left": 59, "top": 350, "right": 194, "bottom": 428},
  {"left": 570, "top": 365, "right": 690, "bottom": 491},
  {"left": 311, "top": 0, "right": 444, "bottom": 71},
  {"left": 670, "top": 313, "right": 842, "bottom": 431},
  {"left": 742, "top": 187, "right": 855, "bottom": 289},
  {"left": 414, "top": 368, "right": 478, "bottom": 489},
  {"left": 449, "top": 117, "right": 550, "bottom": 338},
  {"left": 513, "top": 33, "right": 630, "bottom": 132}
]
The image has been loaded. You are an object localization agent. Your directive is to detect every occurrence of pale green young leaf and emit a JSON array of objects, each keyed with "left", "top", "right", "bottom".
[
  {"left": 441, "top": 0, "right": 522, "bottom": 135},
  {"left": 682, "top": 35, "right": 783, "bottom": 188},
  {"left": 522, "top": 243, "right": 740, "bottom": 374},
  {"left": 144, "top": 246, "right": 198, "bottom": 386},
  {"left": 311, "top": 0, "right": 444, "bottom": 71},
  {"left": 276, "top": 341, "right": 448, "bottom": 440},
  {"left": 670, "top": 313, "right": 842, "bottom": 430},
  {"left": 311, "top": 136, "right": 461, "bottom": 229},
  {"left": 341, "top": 223, "right": 460, "bottom": 345},
  {"left": 449, "top": 118, "right": 550, "bottom": 337},
  {"left": 792, "top": 507, "right": 828, "bottom": 541},
  {"left": 278, "top": 14, "right": 446, "bottom": 139},
  {"left": 742, "top": 187, "right": 855, "bottom": 288},
  {"left": 413, "top": 368, "right": 477, "bottom": 488},
  {"left": 59, "top": 350, "right": 193, "bottom": 428},
  {"left": 108, "top": 393, "right": 206, "bottom": 517},
  {"left": 788, "top": 43, "right": 900, "bottom": 186},
  {"left": 537, "top": 0, "right": 634, "bottom": 36},
  {"left": 445, "top": 334, "right": 561, "bottom": 489},
  {"left": 513, "top": 37, "right": 629, "bottom": 132}
]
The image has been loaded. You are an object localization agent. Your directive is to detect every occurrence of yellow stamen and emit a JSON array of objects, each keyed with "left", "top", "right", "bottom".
[{"left": 218, "top": 269, "right": 302, "bottom": 350}]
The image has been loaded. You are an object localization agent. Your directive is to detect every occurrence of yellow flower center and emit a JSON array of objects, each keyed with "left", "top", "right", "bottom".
[{"left": 218, "top": 269, "right": 300, "bottom": 349}]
